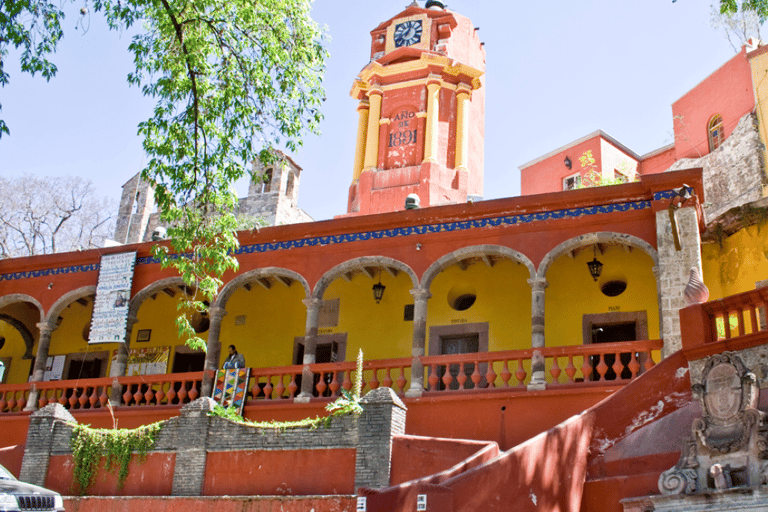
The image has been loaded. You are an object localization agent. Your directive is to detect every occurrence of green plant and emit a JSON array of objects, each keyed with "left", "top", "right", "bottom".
[
  {"left": 70, "top": 421, "right": 162, "bottom": 494},
  {"left": 208, "top": 350, "right": 366, "bottom": 428}
]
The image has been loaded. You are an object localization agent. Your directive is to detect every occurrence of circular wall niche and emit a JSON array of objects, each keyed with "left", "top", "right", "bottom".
[
  {"left": 600, "top": 279, "right": 627, "bottom": 297},
  {"left": 447, "top": 284, "right": 477, "bottom": 311}
]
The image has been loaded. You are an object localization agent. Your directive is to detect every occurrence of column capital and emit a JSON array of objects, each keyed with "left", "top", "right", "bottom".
[
  {"left": 367, "top": 86, "right": 384, "bottom": 98},
  {"left": 208, "top": 306, "right": 228, "bottom": 322},
  {"left": 426, "top": 74, "right": 442, "bottom": 88},
  {"left": 527, "top": 277, "right": 549, "bottom": 290},
  {"left": 36, "top": 322, "right": 55, "bottom": 336},
  {"left": 409, "top": 288, "right": 432, "bottom": 302},
  {"left": 302, "top": 297, "right": 322, "bottom": 310},
  {"left": 357, "top": 99, "right": 370, "bottom": 111},
  {"left": 456, "top": 83, "right": 472, "bottom": 97}
]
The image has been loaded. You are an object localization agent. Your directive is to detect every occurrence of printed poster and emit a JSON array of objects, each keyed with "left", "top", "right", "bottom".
[
  {"left": 89, "top": 252, "right": 136, "bottom": 344},
  {"left": 114, "top": 346, "right": 170, "bottom": 376}
]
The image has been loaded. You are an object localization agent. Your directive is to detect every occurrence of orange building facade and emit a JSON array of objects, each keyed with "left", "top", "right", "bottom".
[{"left": 3, "top": 3, "right": 768, "bottom": 511}]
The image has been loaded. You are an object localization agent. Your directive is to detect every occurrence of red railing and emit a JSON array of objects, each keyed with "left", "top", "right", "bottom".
[
  {"left": 0, "top": 341, "right": 661, "bottom": 414},
  {"left": 680, "top": 287, "right": 768, "bottom": 353},
  {"left": 419, "top": 339, "right": 661, "bottom": 392}
]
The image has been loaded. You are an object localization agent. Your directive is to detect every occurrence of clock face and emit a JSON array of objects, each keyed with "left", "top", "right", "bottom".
[{"left": 394, "top": 20, "right": 423, "bottom": 48}]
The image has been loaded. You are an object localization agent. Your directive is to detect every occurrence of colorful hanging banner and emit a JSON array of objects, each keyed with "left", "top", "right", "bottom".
[
  {"left": 212, "top": 369, "right": 250, "bottom": 414},
  {"left": 89, "top": 252, "right": 136, "bottom": 344}
]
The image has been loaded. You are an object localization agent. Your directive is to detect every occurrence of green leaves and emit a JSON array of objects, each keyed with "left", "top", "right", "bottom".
[
  {"left": 720, "top": 0, "right": 768, "bottom": 21},
  {"left": 122, "top": 0, "right": 327, "bottom": 348},
  {"left": 0, "top": 0, "right": 67, "bottom": 137},
  {"left": 2, "top": 0, "right": 326, "bottom": 348}
]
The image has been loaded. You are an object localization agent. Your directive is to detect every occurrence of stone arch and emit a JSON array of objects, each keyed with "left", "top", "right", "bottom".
[
  {"left": 128, "top": 277, "right": 190, "bottom": 319},
  {"left": 537, "top": 232, "right": 658, "bottom": 279},
  {"left": 43, "top": 286, "right": 97, "bottom": 326},
  {"left": 0, "top": 314, "right": 35, "bottom": 359},
  {"left": 420, "top": 245, "right": 536, "bottom": 292},
  {"left": 0, "top": 294, "right": 44, "bottom": 319},
  {"left": 313, "top": 257, "right": 419, "bottom": 300},
  {"left": 214, "top": 268, "right": 311, "bottom": 309}
]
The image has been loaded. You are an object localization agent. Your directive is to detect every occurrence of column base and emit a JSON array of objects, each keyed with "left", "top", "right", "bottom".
[
  {"left": 527, "top": 371, "right": 547, "bottom": 391},
  {"left": 405, "top": 387, "right": 423, "bottom": 398},
  {"left": 293, "top": 394, "right": 312, "bottom": 404}
]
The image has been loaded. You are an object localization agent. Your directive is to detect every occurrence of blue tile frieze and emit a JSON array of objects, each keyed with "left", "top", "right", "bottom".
[{"left": 2, "top": 193, "right": 671, "bottom": 281}]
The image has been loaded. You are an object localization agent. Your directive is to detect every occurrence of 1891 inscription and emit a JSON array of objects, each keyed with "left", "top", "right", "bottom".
[{"left": 388, "top": 109, "right": 417, "bottom": 148}]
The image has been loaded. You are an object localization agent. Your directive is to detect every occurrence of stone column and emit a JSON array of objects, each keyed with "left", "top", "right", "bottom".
[
  {"left": 24, "top": 321, "right": 55, "bottom": 411},
  {"left": 296, "top": 298, "right": 321, "bottom": 402},
  {"left": 656, "top": 206, "right": 703, "bottom": 357},
  {"left": 201, "top": 307, "right": 227, "bottom": 397},
  {"left": 355, "top": 387, "right": 407, "bottom": 490},
  {"left": 20, "top": 404, "right": 76, "bottom": 486},
  {"left": 528, "top": 277, "right": 548, "bottom": 390},
  {"left": 352, "top": 99, "right": 370, "bottom": 182},
  {"left": 171, "top": 397, "right": 214, "bottom": 496},
  {"left": 406, "top": 288, "right": 431, "bottom": 398},
  {"left": 107, "top": 315, "right": 136, "bottom": 406},
  {"left": 423, "top": 75, "right": 442, "bottom": 164},
  {"left": 454, "top": 84, "right": 472, "bottom": 172},
  {"left": 363, "top": 87, "right": 383, "bottom": 171}
]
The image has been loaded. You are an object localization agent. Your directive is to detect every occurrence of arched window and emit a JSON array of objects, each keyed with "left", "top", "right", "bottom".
[
  {"left": 285, "top": 172, "right": 295, "bottom": 198},
  {"left": 708, "top": 114, "right": 724, "bottom": 152},
  {"left": 261, "top": 168, "right": 273, "bottom": 193}
]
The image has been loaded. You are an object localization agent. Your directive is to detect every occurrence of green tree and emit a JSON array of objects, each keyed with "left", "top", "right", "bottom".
[
  {"left": 1, "top": 0, "right": 327, "bottom": 348},
  {"left": 720, "top": 0, "right": 768, "bottom": 20}
]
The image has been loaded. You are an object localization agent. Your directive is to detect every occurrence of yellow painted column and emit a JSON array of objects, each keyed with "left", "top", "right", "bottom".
[
  {"left": 352, "top": 99, "right": 370, "bottom": 182},
  {"left": 423, "top": 75, "right": 441, "bottom": 164},
  {"left": 454, "top": 84, "right": 472, "bottom": 171},
  {"left": 363, "top": 87, "right": 384, "bottom": 171}
]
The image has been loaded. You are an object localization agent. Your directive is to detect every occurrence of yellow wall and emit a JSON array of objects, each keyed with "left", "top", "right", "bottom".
[
  {"left": 426, "top": 258, "right": 532, "bottom": 353},
  {"left": 0, "top": 321, "right": 32, "bottom": 384},
  {"left": 324, "top": 271, "right": 414, "bottom": 361},
  {"left": 129, "top": 292, "right": 209, "bottom": 373},
  {"left": 749, "top": 50, "right": 768, "bottom": 188},
  {"left": 702, "top": 221, "right": 768, "bottom": 298},
  {"left": 545, "top": 245, "right": 659, "bottom": 346},
  {"left": 220, "top": 282, "right": 307, "bottom": 369}
]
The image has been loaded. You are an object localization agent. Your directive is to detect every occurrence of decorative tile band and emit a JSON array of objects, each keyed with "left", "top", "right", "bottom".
[
  {"left": 2, "top": 193, "right": 667, "bottom": 281},
  {"left": 0, "top": 263, "right": 100, "bottom": 282}
]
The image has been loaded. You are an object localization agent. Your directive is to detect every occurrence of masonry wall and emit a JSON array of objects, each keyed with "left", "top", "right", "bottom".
[
  {"left": 669, "top": 113, "right": 765, "bottom": 223},
  {"left": 19, "top": 389, "right": 406, "bottom": 497}
]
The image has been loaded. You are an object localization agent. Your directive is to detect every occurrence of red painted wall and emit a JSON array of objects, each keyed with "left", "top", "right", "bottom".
[
  {"left": 637, "top": 146, "right": 676, "bottom": 175},
  {"left": 46, "top": 453, "right": 175, "bottom": 496},
  {"left": 0, "top": 444, "right": 24, "bottom": 477},
  {"left": 672, "top": 47, "right": 755, "bottom": 159},
  {"left": 63, "top": 496, "right": 357, "bottom": 512},
  {"left": 204, "top": 449, "right": 356, "bottom": 496},
  {"left": 389, "top": 435, "right": 496, "bottom": 485},
  {"left": 520, "top": 136, "right": 603, "bottom": 196}
]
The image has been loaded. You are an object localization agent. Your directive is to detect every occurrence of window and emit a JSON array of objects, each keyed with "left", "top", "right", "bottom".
[
  {"left": 563, "top": 172, "right": 581, "bottom": 190},
  {"left": 708, "top": 114, "right": 724, "bottom": 152}
]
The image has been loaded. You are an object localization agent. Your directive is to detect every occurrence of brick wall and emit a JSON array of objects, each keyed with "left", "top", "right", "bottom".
[{"left": 20, "top": 388, "right": 407, "bottom": 496}]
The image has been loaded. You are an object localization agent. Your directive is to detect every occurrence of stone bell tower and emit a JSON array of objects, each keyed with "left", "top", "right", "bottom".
[{"left": 344, "top": 1, "right": 485, "bottom": 216}]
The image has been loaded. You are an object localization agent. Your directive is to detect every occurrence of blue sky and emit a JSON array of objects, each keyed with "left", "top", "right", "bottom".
[{"left": 0, "top": 1, "right": 751, "bottom": 222}]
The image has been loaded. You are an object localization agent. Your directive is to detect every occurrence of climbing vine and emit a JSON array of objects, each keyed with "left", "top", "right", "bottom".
[
  {"left": 70, "top": 422, "right": 163, "bottom": 494},
  {"left": 209, "top": 349, "right": 366, "bottom": 428}
]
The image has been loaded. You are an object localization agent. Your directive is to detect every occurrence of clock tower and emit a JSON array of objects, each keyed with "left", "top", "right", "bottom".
[{"left": 345, "top": 1, "right": 485, "bottom": 216}]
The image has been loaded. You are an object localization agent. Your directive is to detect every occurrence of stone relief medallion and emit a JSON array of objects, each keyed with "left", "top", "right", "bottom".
[
  {"left": 704, "top": 363, "right": 742, "bottom": 423},
  {"left": 659, "top": 352, "right": 768, "bottom": 495}
]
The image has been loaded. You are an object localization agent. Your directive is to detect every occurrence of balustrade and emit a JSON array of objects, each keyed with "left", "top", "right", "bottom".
[{"left": 0, "top": 341, "right": 661, "bottom": 414}]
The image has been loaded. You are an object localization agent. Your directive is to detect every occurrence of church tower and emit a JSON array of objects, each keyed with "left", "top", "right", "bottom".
[{"left": 345, "top": 1, "right": 485, "bottom": 216}]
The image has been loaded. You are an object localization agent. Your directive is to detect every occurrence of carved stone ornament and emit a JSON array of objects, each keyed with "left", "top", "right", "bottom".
[{"left": 659, "top": 352, "right": 768, "bottom": 495}]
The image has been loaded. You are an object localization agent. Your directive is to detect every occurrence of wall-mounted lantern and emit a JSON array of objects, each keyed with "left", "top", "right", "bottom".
[{"left": 564, "top": 156, "right": 572, "bottom": 170}]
